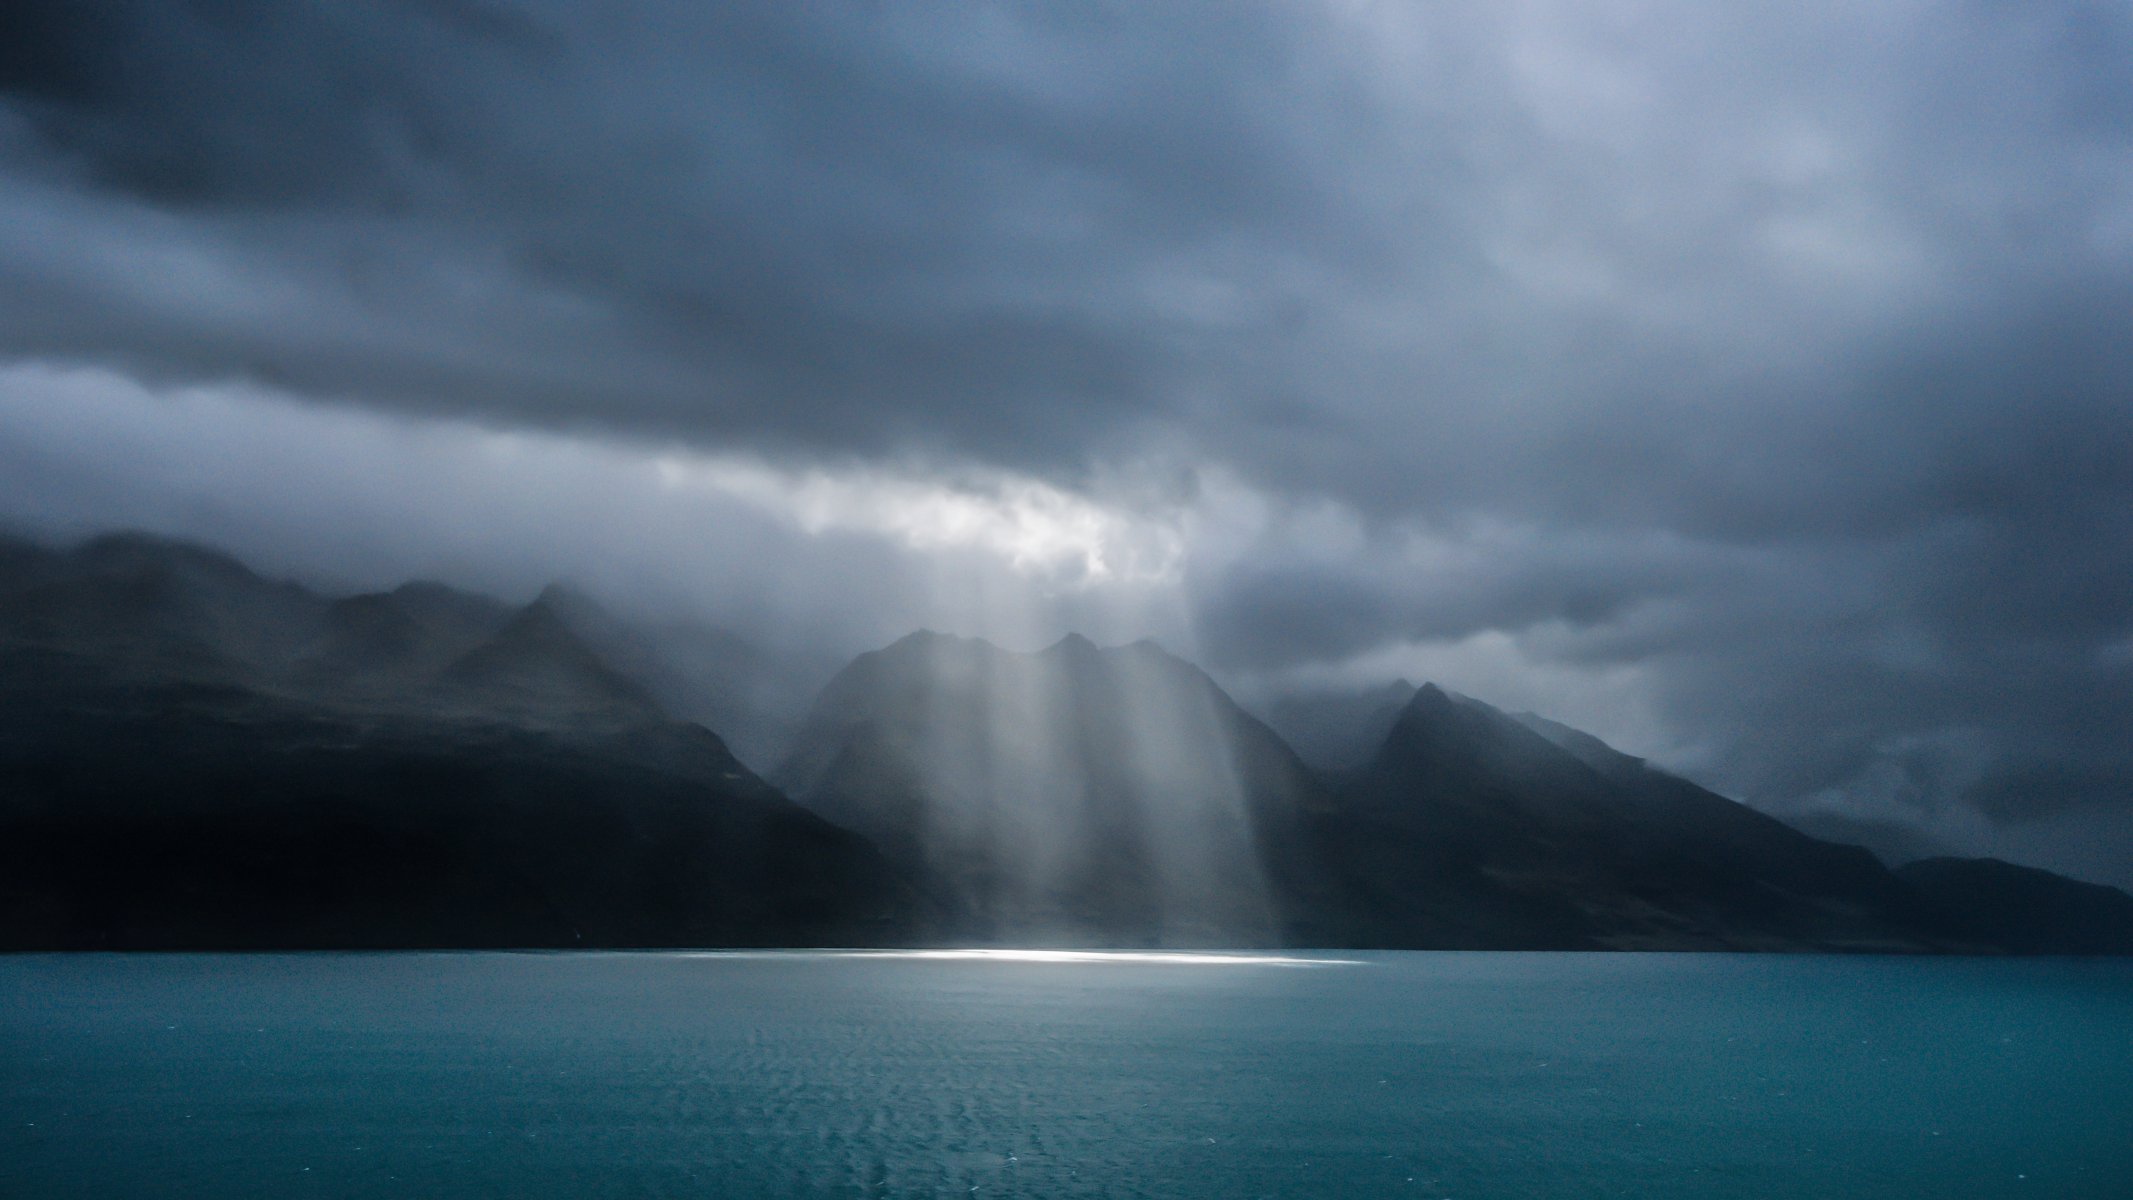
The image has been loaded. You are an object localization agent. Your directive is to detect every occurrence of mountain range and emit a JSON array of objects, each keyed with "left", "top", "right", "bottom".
[
  {"left": 2, "top": 531, "right": 2127, "bottom": 954},
  {"left": 0, "top": 533, "right": 918, "bottom": 949}
]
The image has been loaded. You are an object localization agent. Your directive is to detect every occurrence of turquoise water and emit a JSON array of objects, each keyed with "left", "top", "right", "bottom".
[{"left": 3, "top": 952, "right": 2128, "bottom": 1198}]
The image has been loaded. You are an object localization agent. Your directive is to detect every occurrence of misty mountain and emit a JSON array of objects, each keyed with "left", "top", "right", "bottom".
[
  {"left": 289, "top": 581, "right": 512, "bottom": 699},
  {"left": 0, "top": 531, "right": 324, "bottom": 685},
  {"left": 0, "top": 533, "right": 923, "bottom": 949},
  {"left": 1318, "top": 684, "right": 1965, "bottom": 950},
  {"left": 0, "top": 532, "right": 707, "bottom": 732},
  {"left": 432, "top": 589, "right": 665, "bottom": 727},
  {"left": 776, "top": 631, "right": 1333, "bottom": 946},
  {"left": 1509, "top": 708, "right": 1651, "bottom": 782}
]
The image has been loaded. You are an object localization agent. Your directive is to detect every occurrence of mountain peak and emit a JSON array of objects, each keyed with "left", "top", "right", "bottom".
[
  {"left": 1369, "top": 681, "right": 1623, "bottom": 824},
  {"left": 529, "top": 581, "right": 574, "bottom": 609},
  {"left": 377, "top": 580, "right": 515, "bottom": 648},
  {"left": 1394, "top": 682, "right": 1463, "bottom": 728},
  {"left": 435, "top": 595, "right": 661, "bottom": 725},
  {"left": 75, "top": 531, "right": 257, "bottom": 578},
  {"left": 1044, "top": 631, "right": 1099, "bottom": 656},
  {"left": 70, "top": 532, "right": 281, "bottom": 602},
  {"left": 528, "top": 581, "right": 608, "bottom": 623}
]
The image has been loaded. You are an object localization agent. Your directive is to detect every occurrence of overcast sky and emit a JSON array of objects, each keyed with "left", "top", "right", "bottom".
[{"left": 3, "top": 1, "right": 2130, "bottom": 884}]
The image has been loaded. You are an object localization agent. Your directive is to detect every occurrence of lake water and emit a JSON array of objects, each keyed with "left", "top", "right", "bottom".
[{"left": 3, "top": 951, "right": 2129, "bottom": 1198}]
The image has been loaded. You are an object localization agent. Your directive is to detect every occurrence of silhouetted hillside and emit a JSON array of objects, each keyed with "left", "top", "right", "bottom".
[
  {"left": 1321, "top": 685, "right": 1963, "bottom": 950},
  {"left": 1898, "top": 857, "right": 2133, "bottom": 955},
  {"left": 0, "top": 533, "right": 925, "bottom": 949}
]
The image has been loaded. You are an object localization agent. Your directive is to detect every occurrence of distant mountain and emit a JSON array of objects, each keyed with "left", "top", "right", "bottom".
[
  {"left": 0, "top": 531, "right": 322, "bottom": 685},
  {"left": 776, "top": 631, "right": 1331, "bottom": 946},
  {"left": 0, "top": 533, "right": 924, "bottom": 949},
  {"left": 1319, "top": 685, "right": 1964, "bottom": 951},
  {"left": 432, "top": 588, "right": 664, "bottom": 728},
  {"left": 1897, "top": 857, "right": 2133, "bottom": 955},
  {"left": 291, "top": 580, "right": 514, "bottom": 698}
]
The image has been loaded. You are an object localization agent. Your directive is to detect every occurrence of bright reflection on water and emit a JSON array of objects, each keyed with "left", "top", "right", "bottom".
[{"left": 688, "top": 948, "right": 1364, "bottom": 966}]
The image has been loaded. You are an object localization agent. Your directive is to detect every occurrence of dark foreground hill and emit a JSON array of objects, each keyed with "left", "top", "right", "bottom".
[
  {"left": 1896, "top": 857, "right": 2133, "bottom": 955},
  {"left": 0, "top": 534, "right": 922, "bottom": 949}
]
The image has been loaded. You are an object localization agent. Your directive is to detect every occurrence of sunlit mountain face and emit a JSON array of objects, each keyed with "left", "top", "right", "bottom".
[{"left": 774, "top": 630, "right": 1320, "bottom": 947}]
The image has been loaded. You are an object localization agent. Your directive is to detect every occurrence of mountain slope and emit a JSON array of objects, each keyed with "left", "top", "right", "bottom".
[
  {"left": 0, "top": 697, "right": 919, "bottom": 949},
  {"left": 1321, "top": 685, "right": 1963, "bottom": 951},
  {"left": 0, "top": 533, "right": 925, "bottom": 949},
  {"left": 432, "top": 588, "right": 664, "bottom": 727},
  {"left": 0, "top": 531, "right": 323, "bottom": 684},
  {"left": 1897, "top": 857, "right": 2133, "bottom": 955}
]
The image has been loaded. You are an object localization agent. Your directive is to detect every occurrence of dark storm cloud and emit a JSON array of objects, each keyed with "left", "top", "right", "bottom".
[
  {"left": 3, "top": 1, "right": 2123, "bottom": 507},
  {"left": 0, "top": 0, "right": 1403, "bottom": 465},
  {"left": 2, "top": 1, "right": 2131, "bottom": 880},
  {"left": 0, "top": 0, "right": 551, "bottom": 207},
  {"left": 1196, "top": 530, "right": 1681, "bottom": 670}
]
